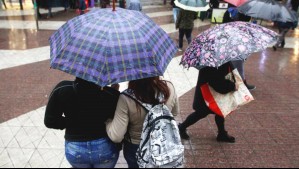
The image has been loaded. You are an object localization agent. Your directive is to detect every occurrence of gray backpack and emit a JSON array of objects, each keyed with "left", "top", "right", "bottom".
[{"left": 123, "top": 90, "right": 184, "bottom": 168}]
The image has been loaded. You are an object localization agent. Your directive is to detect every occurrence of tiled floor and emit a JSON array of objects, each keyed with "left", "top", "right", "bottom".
[{"left": 0, "top": 0, "right": 299, "bottom": 168}]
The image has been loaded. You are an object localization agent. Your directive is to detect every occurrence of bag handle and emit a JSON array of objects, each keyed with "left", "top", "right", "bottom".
[{"left": 228, "top": 63, "right": 236, "bottom": 83}]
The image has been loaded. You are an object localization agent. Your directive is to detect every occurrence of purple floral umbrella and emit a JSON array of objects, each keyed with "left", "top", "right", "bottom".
[{"left": 181, "top": 21, "right": 278, "bottom": 69}]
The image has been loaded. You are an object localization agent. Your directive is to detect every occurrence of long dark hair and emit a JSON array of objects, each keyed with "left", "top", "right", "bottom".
[{"left": 128, "top": 77, "right": 170, "bottom": 105}]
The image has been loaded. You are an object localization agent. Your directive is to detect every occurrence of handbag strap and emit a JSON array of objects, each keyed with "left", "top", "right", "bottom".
[{"left": 228, "top": 63, "right": 236, "bottom": 83}]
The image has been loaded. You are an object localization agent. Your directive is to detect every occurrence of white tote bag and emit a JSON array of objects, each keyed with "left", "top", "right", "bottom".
[{"left": 201, "top": 69, "right": 254, "bottom": 118}]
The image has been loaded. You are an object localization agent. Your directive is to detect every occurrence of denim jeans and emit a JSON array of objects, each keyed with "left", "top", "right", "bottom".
[
  {"left": 123, "top": 141, "right": 139, "bottom": 168},
  {"left": 65, "top": 138, "right": 119, "bottom": 168}
]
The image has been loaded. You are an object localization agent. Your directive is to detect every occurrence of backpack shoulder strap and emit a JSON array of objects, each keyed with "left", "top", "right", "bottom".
[{"left": 122, "top": 90, "right": 152, "bottom": 111}]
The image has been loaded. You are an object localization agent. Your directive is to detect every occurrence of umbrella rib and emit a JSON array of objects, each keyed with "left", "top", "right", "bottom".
[
  {"left": 55, "top": 20, "right": 84, "bottom": 67},
  {"left": 112, "top": 21, "right": 128, "bottom": 83},
  {"left": 126, "top": 20, "right": 143, "bottom": 79},
  {"left": 82, "top": 12, "right": 112, "bottom": 84},
  {"left": 82, "top": 20, "right": 108, "bottom": 82}
]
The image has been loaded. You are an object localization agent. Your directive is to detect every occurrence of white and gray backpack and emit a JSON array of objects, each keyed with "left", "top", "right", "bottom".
[{"left": 123, "top": 90, "right": 184, "bottom": 168}]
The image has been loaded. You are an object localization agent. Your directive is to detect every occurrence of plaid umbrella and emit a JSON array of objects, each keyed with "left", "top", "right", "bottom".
[
  {"left": 49, "top": 8, "right": 177, "bottom": 87},
  {"left": 180, "top": 21, "right": 278, "bottom": 69}
]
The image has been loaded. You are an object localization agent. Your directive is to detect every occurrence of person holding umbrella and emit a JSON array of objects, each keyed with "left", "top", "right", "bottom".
[
  {"left": 106, "top": 77, "right": 180, "bottom": 168},
  {"left": 174, "top": 0, "right": 209, "bottom": 51},
  {"left": 176, "top": 9, "right": 198, "bottom": 51},
  {"left": 179, "top": 62, "right": 237, "bottom": 142},
  {"left": 47, "top": 5, "right": 178, "bottom": 167},
  {"left": 179, "top": 21, "right": 278, "bottom": 141}
]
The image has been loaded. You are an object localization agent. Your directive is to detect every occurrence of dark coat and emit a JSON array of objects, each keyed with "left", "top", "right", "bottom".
[
  {"left": 176, "top": 10, "right": 198, "bottom": 29},
  {"left": 223, "top": 10, "right": 234, "bottom": 23},
  {"left": 193, "top": 62, "right": 236, "bottom": 112},
  {"left": 291, "top": 0, "right": 299, "bottom": 11},
  {"left": 45, "top": 79, "right": 120, "bottom": 142}
]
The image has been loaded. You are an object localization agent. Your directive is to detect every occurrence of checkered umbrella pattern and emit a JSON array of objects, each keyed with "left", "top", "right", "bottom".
[{"left": 49, "top": 8, "right": 177, "bottom": 87}]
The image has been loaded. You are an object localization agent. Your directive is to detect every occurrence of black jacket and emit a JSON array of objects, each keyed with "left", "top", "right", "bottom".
[
  {"left": 45, "top": 80, "right": 120, "bottom": 142},
  {"left": 193, "top": 62, "right": 236, "bottom": 112}
]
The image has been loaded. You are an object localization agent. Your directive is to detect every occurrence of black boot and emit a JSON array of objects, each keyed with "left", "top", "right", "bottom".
[
  {"left": 178, "top": 124, "right": 190, "bottom": 140},
  {"left": 217, "top": 131, "right": 235, "bottom": 143},
  {"left": 281, "top": 40, "right": 285, "bottom": 48},
  {"left": 244, "top": 80, "right": 256, "bottom": 90}
]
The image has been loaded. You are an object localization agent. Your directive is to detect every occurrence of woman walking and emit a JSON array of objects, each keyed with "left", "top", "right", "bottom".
[{"left": 179, "top": 62, "right": 237, "bottom": 143}]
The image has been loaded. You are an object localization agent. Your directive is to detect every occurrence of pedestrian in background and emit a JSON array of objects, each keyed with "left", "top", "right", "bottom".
[
  {"left": 101, "top": 0, "right": 110, "bottom": 8},
  {"left": 119, "top": 0, "right": 125, "bottom": 8},
  {"left": 79, "top": 0, "right": 87, "bottom": 14},
  {"left": 171, "top": 0, "right": 180, "bottom": 23},
  {"left": 128, "top": 0, "right": 142, "bottom": 11},
  {"left": 179, "top": 62, "right": 237, "bottom": 143},
  {"left": 273, "top": 21, "right": 297, "bottom": 50},
  {"left": 106, "top": 77, "right": 179, "bottom": 168},
  {"left": 1, "top": 0, "right": 7, "bottom": 9},
  {"left": 45, "top": 78, "right": 120, "bottom": 168},
  {"left": 176, "top": 9, "right": 198, "bottom": 51}
]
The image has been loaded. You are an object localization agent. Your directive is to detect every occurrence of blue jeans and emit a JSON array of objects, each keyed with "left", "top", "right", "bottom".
[
  {"left": 123, "top": 141, "right": 139, "bottom": 168},
  {"left": 65, "top": 138, "right": 119, "bottom": 168}
]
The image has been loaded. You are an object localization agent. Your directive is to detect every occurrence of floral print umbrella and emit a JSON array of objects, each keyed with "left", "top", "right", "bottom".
[{"left": 181, "top": 21, "right": 278, "bottom": 69}]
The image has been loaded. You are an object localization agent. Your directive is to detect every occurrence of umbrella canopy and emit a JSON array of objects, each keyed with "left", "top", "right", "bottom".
[
  {"left": 238, "top": 0, "right": 297, "bottom": 23},
  {"left": 223, "top": 0, "right": 247, "bottom": 7},
  {"left": 180, "top": 21, "right": 278, "bottom": 69},
  {"left": 174, "top": 0, "right": 209, "bottom": 12},
  {"left": 49, "top": 8, "right": 177, "bottom": 87}
]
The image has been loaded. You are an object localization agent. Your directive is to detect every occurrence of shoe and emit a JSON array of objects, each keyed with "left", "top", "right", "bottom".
[
  {"left": 217, "top": 131, "right": 235, "bottom": 143},
  {"left": 178, "top": 124, "right": 190, "bottom": 140},
  {"left": 273, "top": 46, "right": 277, "bottom": 51},
  {"left": 246, "top": 84, "right": 256, "bottom": 90},
  {"left": 244, "top": 80, "right": 256, "bottom": 90},
  {"left": 281, "top": 40, "right": 285, "bottom": 48}
]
